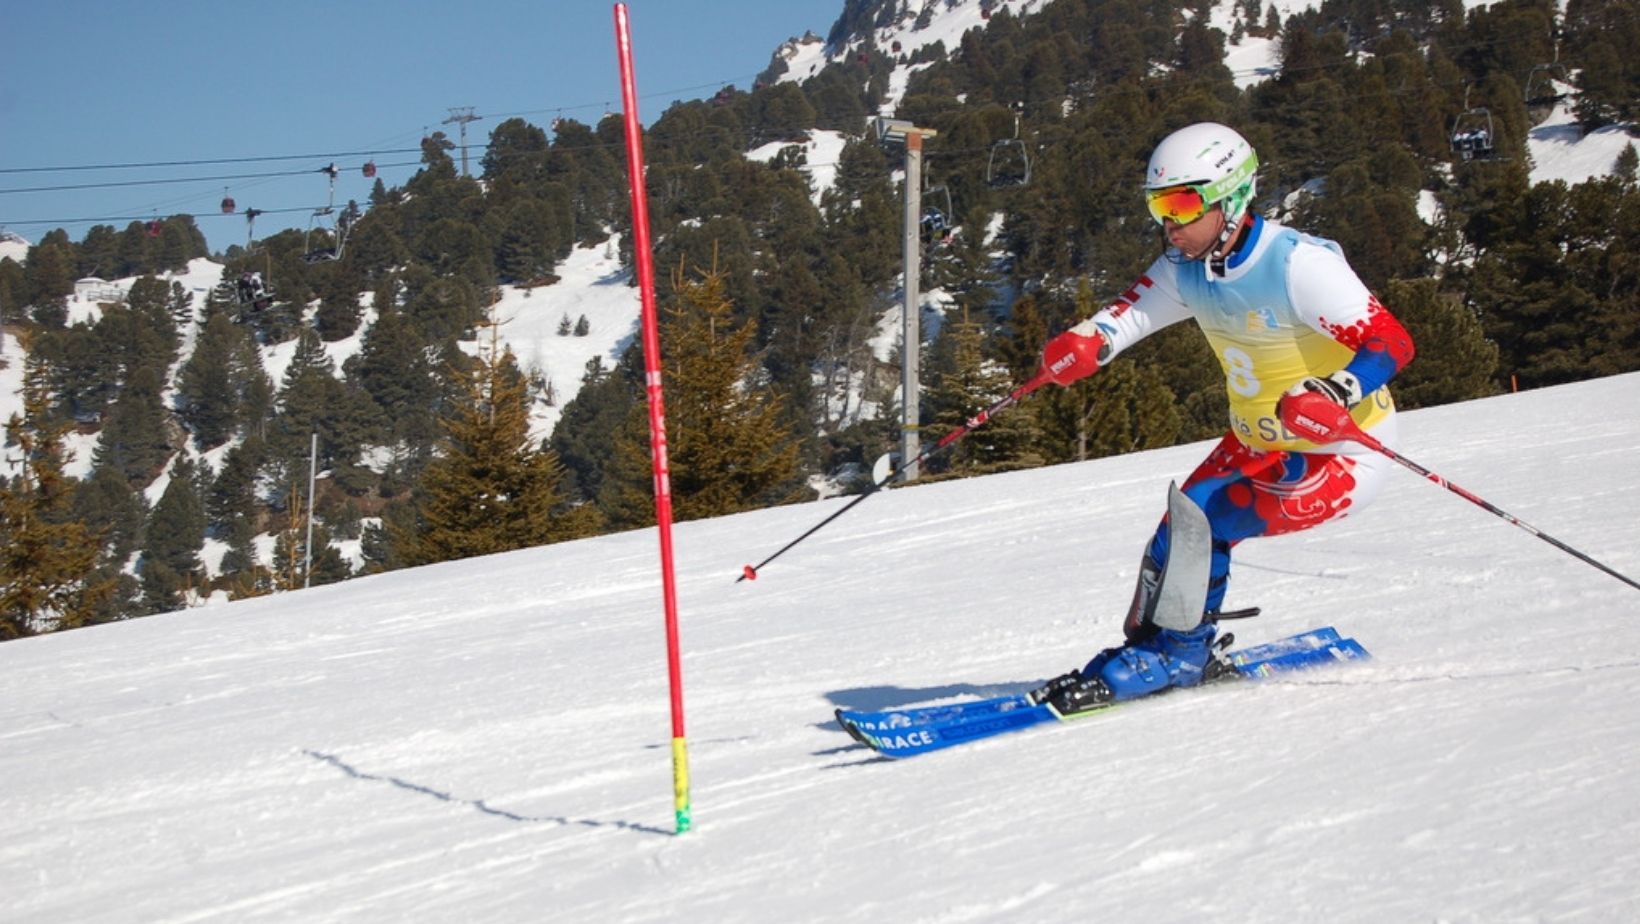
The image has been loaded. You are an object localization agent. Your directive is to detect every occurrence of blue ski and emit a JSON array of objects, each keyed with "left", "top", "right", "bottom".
[{"left": 835, "top": 627, "right": 1368, "bottom": 758}]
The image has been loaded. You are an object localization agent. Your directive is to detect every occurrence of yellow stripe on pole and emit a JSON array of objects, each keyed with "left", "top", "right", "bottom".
[{"left": 672, "top": 737, "right": 692, "bottom": 833}]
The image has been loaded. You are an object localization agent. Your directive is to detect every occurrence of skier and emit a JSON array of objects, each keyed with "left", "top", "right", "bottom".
[
  {"left": 238, "top": 271, "right": 271, "bottom": 311},
  {"left": 1029, "top": 122, "right": 1415, "bottom": 714}
]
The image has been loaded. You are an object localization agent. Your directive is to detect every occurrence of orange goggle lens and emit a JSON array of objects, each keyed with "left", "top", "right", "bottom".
[{"left": 1146, "top": 184, "right": 1209, "bottom": 225}]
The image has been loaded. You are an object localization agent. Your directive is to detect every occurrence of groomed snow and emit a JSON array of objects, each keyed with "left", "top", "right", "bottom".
[{"left": 3, "top": 371, "right": 1638, "bottom": 922}]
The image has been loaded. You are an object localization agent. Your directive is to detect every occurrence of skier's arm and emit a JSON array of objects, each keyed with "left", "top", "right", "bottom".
[
  {"left": 1040, "top": 262, "right": 1191, "bottom": 386},
  {"left": 1283, "top": 246, "right": 1415, "bottom": 407}
]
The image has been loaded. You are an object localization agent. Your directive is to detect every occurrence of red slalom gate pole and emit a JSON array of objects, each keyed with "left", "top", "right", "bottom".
[
  {"left": 613, "top": 3, "right": 691, "bottom": 834},
  {"left": 1283, "top": 391, "right": 1640, "bottom": 594}
]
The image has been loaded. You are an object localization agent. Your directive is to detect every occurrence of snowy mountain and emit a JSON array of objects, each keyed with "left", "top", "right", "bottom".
[
  {"left": 768, "top": 0, "right": 1639, "bottom": 181},
  {"left": 0, "top": 230, "right": 29, "bottom": 265},
  {"left": 0, "top": 240, "right": 635, "bottom": 480},
  {"left": 3, "top": 370, "right": 1638, "bottom": 922}
]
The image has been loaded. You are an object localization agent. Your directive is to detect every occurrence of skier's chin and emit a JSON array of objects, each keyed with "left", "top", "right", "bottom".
[{"left": 1164, "top": 243, "right": 1212, "bottom": 265}]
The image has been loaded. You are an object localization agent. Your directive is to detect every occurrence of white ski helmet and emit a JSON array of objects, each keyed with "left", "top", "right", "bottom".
[{"left": 1144, "top": 122, "right": 1259, "bottom": 227}]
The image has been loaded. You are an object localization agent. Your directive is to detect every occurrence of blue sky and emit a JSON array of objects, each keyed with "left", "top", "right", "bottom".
[{"left": 0, "top": 1, "right": 842, "bottom": 255}]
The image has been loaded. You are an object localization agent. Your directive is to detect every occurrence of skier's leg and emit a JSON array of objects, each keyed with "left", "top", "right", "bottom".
[
  {"left": 1039, "top": 438, "right": 1278, "bottom": 710},
  {"left": 1046, "top": 434, "right": 1391, "bottom": 710},
  {"left": 1182, "top": 444, "right": 1396, "bottom": 626},
  {"left": 1123, "top": 434, "right": 1283, "bottom": 638}
]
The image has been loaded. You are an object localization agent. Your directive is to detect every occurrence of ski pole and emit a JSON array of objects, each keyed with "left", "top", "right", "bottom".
[
  {"left": 1282, "top": 391, "right": 1640, "bottom": 593},
  {"left": 738, "top": 368, "right": 1055, "bottom": 582}
]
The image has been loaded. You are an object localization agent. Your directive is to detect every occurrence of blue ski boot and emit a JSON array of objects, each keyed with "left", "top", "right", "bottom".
[
  {"left": 1033, "top": 623, "right": 1221, "bottom": 715},
  {"left": 1092, "top": 622, "right": 1219, "bottom": 700}
]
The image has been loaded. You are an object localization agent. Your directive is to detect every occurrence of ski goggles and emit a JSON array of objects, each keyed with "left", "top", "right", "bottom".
[{"left": 1145, "top": 183, "right": 1212, "bottom": 225}]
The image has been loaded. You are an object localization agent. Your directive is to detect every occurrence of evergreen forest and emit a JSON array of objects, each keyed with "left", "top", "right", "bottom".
[{"left": 3, "top": 0, "right": 1638, "bottom": 638}]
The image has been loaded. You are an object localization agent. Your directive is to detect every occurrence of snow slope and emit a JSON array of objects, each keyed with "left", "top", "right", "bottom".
[
  {"left": 1528, "top": 100, "right": 1640, "bottom": 187},
  {"left": 0, "top": 238, "right": 636, "bottom": 474},
  {"left": 466, "top": 236, "right": 638, "bottom": 440},
  {"left": 3, "top": 371, "right": 1638, "bottom": 923},
  {"left": 0, "top": 230, "right": 29, "bottom": 265}
]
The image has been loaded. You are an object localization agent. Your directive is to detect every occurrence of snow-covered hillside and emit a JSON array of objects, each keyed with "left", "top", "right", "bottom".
[
  {"left": 0, "top": 230, "right": 29, "bottom": 265},
  {"left": 0, "top": 239, "right": 638, "bottom": 468},
  {"left": 768, "top": 0, "right": 1639, "bottom": 182},
  {"left": 3, "top": 372, "right": 1638, "bottom": 922}
]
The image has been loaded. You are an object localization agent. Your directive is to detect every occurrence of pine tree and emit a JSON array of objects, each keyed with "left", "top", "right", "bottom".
[
  {"left": 1, "top": 257, "right": 29, "bottom": 325},
  {"left": 114, "top": 222, "right": 153, "bottom": 277},
  {"left": 24, "top": 241, "right": 74, "bottom": 327},
  {"left": 73, "top": 463, "right": 149, "bottom": 564},
  {"left": 495, "top": 199, "right": 561, "bottom": 283},
  {"left": 208, "top": 437, "right": 266, "bottom": 535},
  {"left": 178, "top": 313, "right": 271, "bottom": 450},
  {"left": 1, "top": 352, "right": 113, "bottom": 638},
  {"left": 551, "top": 354, "right": 639, "bottom": 503},
  {"left": 599, "top": 268, "right": 804, "bottom": 527},
  {"left": 1080, "top": 359, "right": 1187, "bottom": 459},
  {"left": 270, "top": 489, "right": 309, "bottom": 592},
  {"left": 123, "top": 276, "right": 184, "bottom": 364},
  {"left": 265, "top": 329, "right": 372, "bottom": 506},
  {"left": 392, "top": 329, "right": 581, "bottom": 566},
  {"left": 595, "top": 403, "right": 660, "bottom": 529},
  {"left": 1382, "top": 278, "right": 1499, "bottom": 409},
  {"left": 93, "top": 363, "right": 173, "bottom": 485},
  {"left": 345, "top": 307, "right": 444, "bottom": 472},
  {"left": 925, "top": 312, "right": 1043, "bottom": 477},
  {"left": 167, "top": 280, "right": 195, "bottom": 329},
  {"left": 270, "top": 492, "right": 352, "bottom": 590},
  {"left": 139, "top": 456, "right": 207, "bottom": 613},
  {"left": 315, "top": 264, "right": 364, "bottom": 341},
  {"left": 404, "top": 274, "right": 484, "bottom": 342}
]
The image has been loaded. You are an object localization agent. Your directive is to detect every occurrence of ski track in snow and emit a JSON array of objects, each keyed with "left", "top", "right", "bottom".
[{"left": 3, "top": 373, "right": 1639, "bottom": 922}]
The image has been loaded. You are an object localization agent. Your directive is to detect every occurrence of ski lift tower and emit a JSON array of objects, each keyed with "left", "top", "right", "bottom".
[
  {"left": 876, "top": 116, "right": 939, "bottom": 482},
  {"left": 443, "top": 106, "right": 483, "bottom": 177}
]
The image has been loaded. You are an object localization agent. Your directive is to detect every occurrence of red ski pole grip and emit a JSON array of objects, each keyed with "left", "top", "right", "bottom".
[{"left": 1280, "top": 391, "right": 1361, "bottom": 445}]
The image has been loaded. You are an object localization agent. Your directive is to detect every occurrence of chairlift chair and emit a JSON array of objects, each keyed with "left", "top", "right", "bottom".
[
  {"left": 1450, "top": 105, "right": 1496, "bottom": 162},
  {"left": 1524, "top": 62, "right": 1570, "bottom": 109},
  {"left": 987, "top": 140, "right": 1031, "bottom": 187},
  {"left": 920, "top": 183, "right": 955, "bottom": 249},
  {"left": 1525, "top": 29, "right": 1570, "bottom": 110},
  {"left": 986, "top": 106, "right": 1031, "bottom": 188},
  {"left": 302, "top": 208, "right": 349, "bottom": 264},
  {"left": 235, "top": 268, "right": 275, "bottom": 311},
  {"left": 301, "top": 164, "right": 348, "bottom": 263}
]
